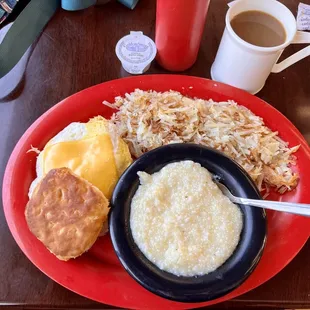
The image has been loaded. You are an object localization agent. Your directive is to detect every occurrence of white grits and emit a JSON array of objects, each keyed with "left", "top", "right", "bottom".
[{"left": 130, "top": 161, "right": 243, "bottom": 277}]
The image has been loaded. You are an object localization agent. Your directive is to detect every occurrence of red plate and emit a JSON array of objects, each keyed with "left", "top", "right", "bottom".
[{"left": 3, "top": 75, "right": 310, "bottom": 309}]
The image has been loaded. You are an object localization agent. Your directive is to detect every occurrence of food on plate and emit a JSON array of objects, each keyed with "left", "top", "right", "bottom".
[
  {"left": 25, "top": 168, "right": 109, "bottom": 261},
  {"left": 28, "top": 116, "right": 132, "bottom": 200},
  {"left": 130, "top": 161, "right": 243, "bottom": 277},
  {"left": 105, "top": 89, "right": 299, "bottom": 194}
]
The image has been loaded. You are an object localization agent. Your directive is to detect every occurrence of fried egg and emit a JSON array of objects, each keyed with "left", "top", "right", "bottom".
[{"left": 29, "top": 116, "right": 132, "bottom": 200}]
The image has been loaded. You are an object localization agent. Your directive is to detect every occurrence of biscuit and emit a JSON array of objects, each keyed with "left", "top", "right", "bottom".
[{"left": 25, "top": 168, "right": 109, "bottom": 261}]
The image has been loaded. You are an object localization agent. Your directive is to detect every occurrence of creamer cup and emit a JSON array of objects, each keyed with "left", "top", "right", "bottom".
[{"left": 116, "top": 31, "right": 156, "bottom": 74}]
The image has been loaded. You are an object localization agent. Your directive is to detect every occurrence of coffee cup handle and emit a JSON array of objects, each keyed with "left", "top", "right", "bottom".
[{"left": 272, "top": 31, "right": 310, "bottom": 73}]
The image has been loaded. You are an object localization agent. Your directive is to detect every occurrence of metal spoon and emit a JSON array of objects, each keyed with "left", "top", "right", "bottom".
[{"left": 214, "top": 180, "right": 310, "bottom": 217}]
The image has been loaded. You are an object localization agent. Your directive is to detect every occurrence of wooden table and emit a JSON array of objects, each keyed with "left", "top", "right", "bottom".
[{"left": 0, "top": 0, "right": 309, "bottom": 308}]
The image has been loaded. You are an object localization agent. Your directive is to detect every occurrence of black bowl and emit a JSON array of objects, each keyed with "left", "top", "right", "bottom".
[{"left": 109, "top": 144, "right": 267, "bottom": 302}]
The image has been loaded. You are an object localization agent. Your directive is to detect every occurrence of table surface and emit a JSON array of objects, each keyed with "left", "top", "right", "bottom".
[{"left": 0, "top": 0, "right": 309, "bottom": 309}]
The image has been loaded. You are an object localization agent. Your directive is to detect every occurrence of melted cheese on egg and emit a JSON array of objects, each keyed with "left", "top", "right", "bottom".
[
  {"left": 43, "top": 134, "right": 118, "bottom": 200},
  {"left": 29, "top": 116, "right": 132, "bottom": 200}
]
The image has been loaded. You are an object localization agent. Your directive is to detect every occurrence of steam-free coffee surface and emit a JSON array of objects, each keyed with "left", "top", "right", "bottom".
[{"left": 231, "top": 10, "right": 286, "bottom": 47}]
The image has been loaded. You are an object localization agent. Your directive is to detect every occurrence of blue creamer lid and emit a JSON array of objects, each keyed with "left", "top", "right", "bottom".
[{"left": 115, "top": 31, "right": 157, "bottom": 74}]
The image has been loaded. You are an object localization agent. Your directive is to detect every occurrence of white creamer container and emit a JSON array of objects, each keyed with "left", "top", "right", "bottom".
[{"left": 115, "top": 31, "right": 157, "bottom": 74}]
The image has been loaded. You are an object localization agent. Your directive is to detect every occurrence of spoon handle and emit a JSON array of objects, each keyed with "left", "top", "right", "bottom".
[{"left": 232, "top": 197, "right": 310, "bottom": 217}]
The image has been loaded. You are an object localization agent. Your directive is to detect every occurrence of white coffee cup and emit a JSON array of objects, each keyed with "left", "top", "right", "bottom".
[{"left": 211, "top": 0, "right": 310, "bottom": 94}]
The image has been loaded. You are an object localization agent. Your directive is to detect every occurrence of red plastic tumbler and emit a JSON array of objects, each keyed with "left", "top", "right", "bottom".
[{"left": 155, "top": 0, "right": 210, "bottom": 71}]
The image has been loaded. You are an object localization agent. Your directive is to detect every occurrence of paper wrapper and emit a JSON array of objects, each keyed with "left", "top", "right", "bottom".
[{"left": 297, "top": 3, "right": 310, "bottom": 31}]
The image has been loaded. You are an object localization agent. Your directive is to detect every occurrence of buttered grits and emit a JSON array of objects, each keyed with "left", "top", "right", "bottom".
[{"left": 130, "top": 161, "right": 243, "bottom": 277}]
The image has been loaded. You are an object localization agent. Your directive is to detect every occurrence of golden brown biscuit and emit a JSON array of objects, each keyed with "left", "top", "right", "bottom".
[{"left": 25, "top": 167, "right": 109, "bottom": 261}]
